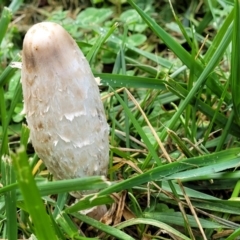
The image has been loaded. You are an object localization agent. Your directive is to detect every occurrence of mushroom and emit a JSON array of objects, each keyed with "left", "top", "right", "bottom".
[{"left": 21, "top": 22, "right": 109, "bottom": 218}]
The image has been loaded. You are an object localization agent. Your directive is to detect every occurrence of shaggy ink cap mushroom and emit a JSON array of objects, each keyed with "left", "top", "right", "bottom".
[{"left": 21, "top": 22, "right": 109, "bottom": 201}]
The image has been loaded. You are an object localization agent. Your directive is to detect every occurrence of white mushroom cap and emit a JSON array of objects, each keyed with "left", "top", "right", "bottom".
[{"left": 21, "top": 22, "right": 109, "bottom": 198}]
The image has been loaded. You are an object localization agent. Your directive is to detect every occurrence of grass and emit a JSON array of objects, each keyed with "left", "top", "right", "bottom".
[{"left": 0, "top": 0, "right": 240, "bottom": 239}]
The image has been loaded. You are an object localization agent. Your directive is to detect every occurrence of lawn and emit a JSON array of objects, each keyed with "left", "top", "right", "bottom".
[{"left": 0, "top": 0, "right": 239, "bottom": 239}]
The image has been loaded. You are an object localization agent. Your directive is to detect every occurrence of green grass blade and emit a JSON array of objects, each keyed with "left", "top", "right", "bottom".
[
  {"left": 167, "top": 79, "right": 240, "bottom": 136},
  {"left": 65, "top": 195, "right": 114, "bottom": 213},
  {"left": 0, "top": 59, "right": 20, "bottom": 87},
  {"left": 161, "top": 24, "right": 233, "bottom": 141},
  {"left": 0, "top": 176, "right": 112, "bottom": 198},
  {"left": 11, "top": 146, "right": 58, "bottom": 240},
  {"left": 168, "top": 157, "right": 239, "bottom": 180},
  {"left": 114, "top": 89, "right": 161, "bottom": 166},
  {"left": 53, "top": 193, "right": 68, "bottom": 218},
  {"left": 143, "top": 212, "right": 224, "bottom": 229},
  {"left": 165, "top": 198, "right": 240, "bottom": 215},
  {"left": 196, "top": 10, "right": 213, "bottom": 33},
  {"left": 166, "top": 79, "right": 240, "bottom": 137},
  {"left": 1, "top": 79, "right": 22, "bottom": 157},
  {"left": 226, "top": 228, "right": 240, "bottom": 240},
  {"left": 8, "top": 0, "right": 23, "bottom": 13},
  {"left": 127, "top": 0, "right": 191, "bottom": 67},
  {"left": 168, "top": 129, "right": 194, "bottom": 157},
  {"left": 231, "top": 0, "right": 240, "bottom": 124},
  {"left": 56, "top": 211, "right": 80, "bottom": 239},
  {"left": 0, "top": 87, "right": 9, "bottom": 156},
  {"left": 96, "top": 73, "right": 165, "bottom": 89},
  {"left": 162, "top": 181, "right": 219, "bottom": 200},
  {"left": 216, "top": 111, "right": 235, "bottom": 151},
  {"left": 86, "top": 22, "right": 118, "bottom": 64},
  {"left": 204, "top": 9, "right": 233, "bottom": 63},
  {"left": 126, "top": 45, "right": 176, "bottom": 70},
  {"left": 115, "top": 218, "right": 191, "bottom": 240},
  {"left": 72, "top": 212, "right": 135, "bottom": 240},
  {"left": 98, "top": 148, "right": 240, "bottom": 195},
  {"left": 1, "top": 156, "right": 17, "bottom": 240},
  {"left": 36, "top": 176, "right": 111, "bottom": 196},
  {"left": 48, "top": 212, "right": 67, "bottom": 240},
  {"left": 0, "top": 7, "right": 12, "bottom": 45},
  {"left": 127, "top": 0, "right": 229, "bottom": 101},
  {"left": 20, "top": 124, "right": 30, "bottom": 147}
]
